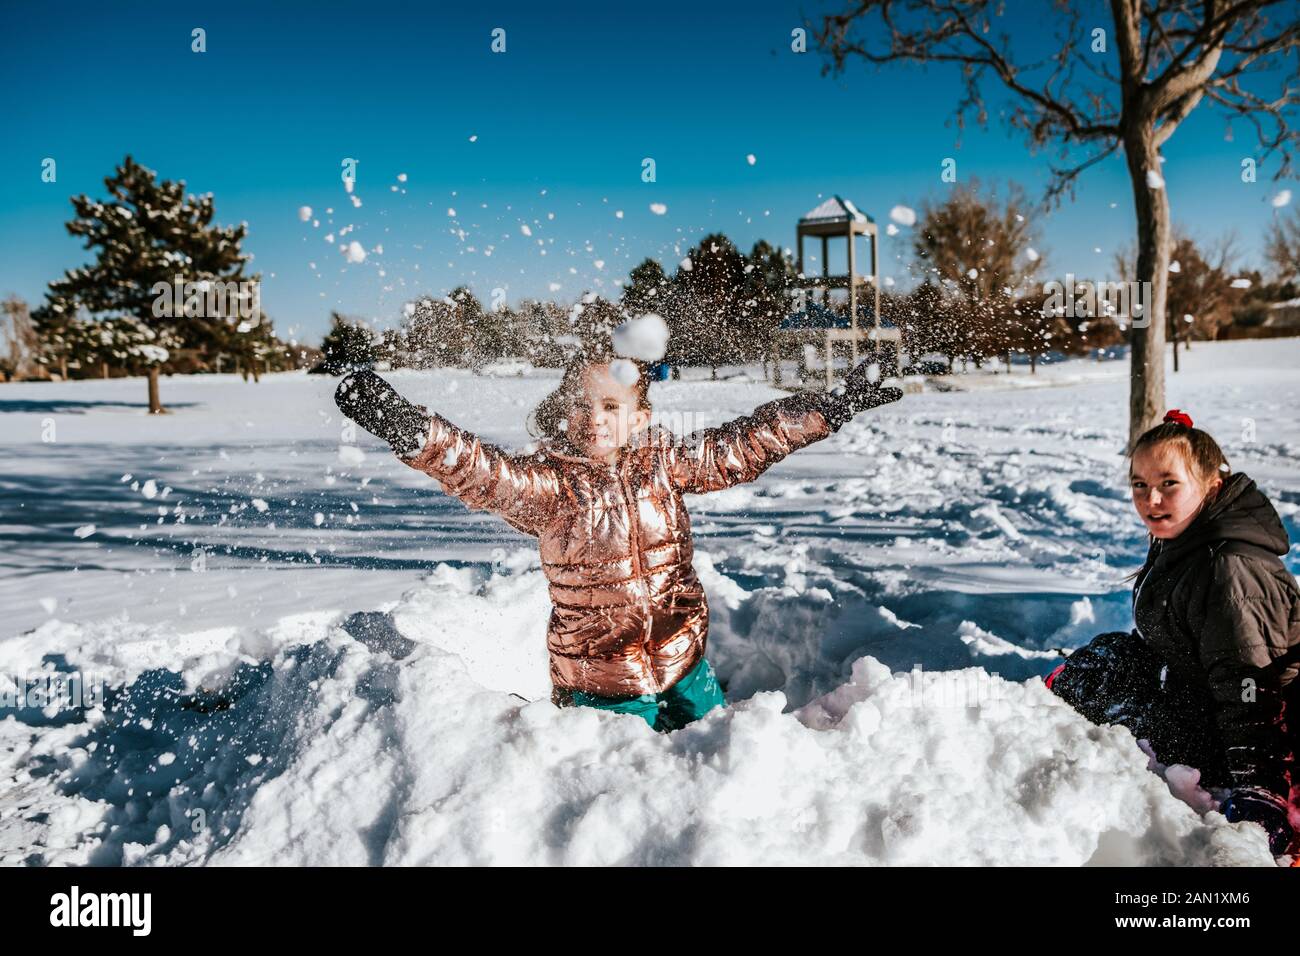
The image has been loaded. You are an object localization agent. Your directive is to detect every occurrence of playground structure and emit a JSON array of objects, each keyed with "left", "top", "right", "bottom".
[{"left": 780, "top": 196, "right": 902, "bottom": 390}]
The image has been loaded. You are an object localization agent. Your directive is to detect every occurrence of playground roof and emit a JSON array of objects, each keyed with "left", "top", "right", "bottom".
[{"left": 800, "top": 195, "right": 873, "bottom": 225}]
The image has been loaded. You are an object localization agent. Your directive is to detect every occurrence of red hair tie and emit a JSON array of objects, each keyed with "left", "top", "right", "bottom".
[{"left": 1163, "top": 409, "right": 1193, "bottom": 428}]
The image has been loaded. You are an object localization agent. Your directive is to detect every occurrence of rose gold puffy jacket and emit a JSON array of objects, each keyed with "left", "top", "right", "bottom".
[{"left": 399, "top": 393, "right": 832, "bottom": 698}]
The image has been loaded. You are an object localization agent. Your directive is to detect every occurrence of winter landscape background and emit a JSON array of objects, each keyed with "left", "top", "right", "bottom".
[
  {"left": 1, "top": 337, "right": 1296, "bottom": 865},
  {"left": 3, "top": 0, "right": 1299, "bottom": 869}
]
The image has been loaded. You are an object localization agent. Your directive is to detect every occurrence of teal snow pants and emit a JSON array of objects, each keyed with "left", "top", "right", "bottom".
[{"left": 566, "top": 657, "right": 725, "bottom": 732}]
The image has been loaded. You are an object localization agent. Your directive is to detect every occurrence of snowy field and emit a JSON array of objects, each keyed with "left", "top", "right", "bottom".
[{"left": 1, "top": 337, "right": 1297, "bottom": 865}]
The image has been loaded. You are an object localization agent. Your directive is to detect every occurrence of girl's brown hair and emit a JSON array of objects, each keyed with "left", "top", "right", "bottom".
[
  {"left": 1129, "top": 412, "right": 1230, "bottom": 485},
  {"left": 527, "top": 303, "right": 653, "bottom": 454}
]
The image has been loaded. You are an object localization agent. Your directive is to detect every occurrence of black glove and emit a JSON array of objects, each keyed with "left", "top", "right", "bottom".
[
  {"left": 334, "top": 369, "right": 431, "bottom": 458},
  {"left": 817, "top": 359, "right": 903, "bottom": 432},
  {"left": 1222, "top": 787, "right": 1295, "bottom": 856}
]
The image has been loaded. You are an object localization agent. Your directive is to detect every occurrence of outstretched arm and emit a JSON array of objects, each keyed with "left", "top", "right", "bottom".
[
  {"left": 663, "top": 360, "right": 901, "bottom": 494},
  {"left": 335, "top": 370, "right": 561, "bottom": 536},
  {"left": 401, "top": 412, "right": 562, "bottom": 536}
]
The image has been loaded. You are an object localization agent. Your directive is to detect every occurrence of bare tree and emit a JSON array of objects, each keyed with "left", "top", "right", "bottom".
[
  {"left": 816, "top": 0, "right": 1299, "bottom": 447},
  {"left": 1165, "top": 232, "right": 1244, "bottom": 359},
  {"left": 1265, "top": 204, "right": 1300, "bottom": 281},
  {"left": 1, "top": 295, "right": 44, "bottom": 382},
  {"left": 912, "top": 180, "right": 1043, "bottom": 365},
  {"left": 1115, "top": 231, "right": 1244, "bottom": 368}
]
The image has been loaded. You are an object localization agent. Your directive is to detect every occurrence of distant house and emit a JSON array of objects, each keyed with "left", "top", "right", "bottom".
[{"left": 1264, "top": 297, "right": 1300, "bottom": 331}]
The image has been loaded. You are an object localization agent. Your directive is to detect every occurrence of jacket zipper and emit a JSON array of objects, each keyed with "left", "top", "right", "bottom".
[
  {"left": 617, "top": 459, "right": 658, "bottom": 693},
  {"left": 1132, "top": 538, "right": 1158, "bottom": 640}
]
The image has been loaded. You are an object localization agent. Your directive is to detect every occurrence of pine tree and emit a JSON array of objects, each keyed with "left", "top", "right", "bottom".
[
  {"left": 34, "top": 155, "right": 255, "bottom": 412},
  {"left": 622, "top": 258, "right": 670, "bottom": 314},
  {"left": 320, "top": 313, "right": 376, "bottom": 373}
]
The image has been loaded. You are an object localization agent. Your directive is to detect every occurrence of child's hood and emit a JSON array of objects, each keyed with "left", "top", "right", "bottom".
[{"left": 1170, "top": 471, "right": 1289, "bottom": 557}]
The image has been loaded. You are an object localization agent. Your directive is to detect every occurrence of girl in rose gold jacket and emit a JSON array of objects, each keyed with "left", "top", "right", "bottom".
[{"left": 336, "top": 344, "right": 900, "bottom": 731}]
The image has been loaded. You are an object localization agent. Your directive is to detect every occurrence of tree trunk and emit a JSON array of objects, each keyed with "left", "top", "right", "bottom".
[
  {"left": 1030, "top": 352, "right": 1037, "bottom": 374},
  {"left": 1171, "top": 318, "right": 1180, "bottom": 373},
  {"left": 102, "top": 361, "right": 109, "bottom": 379},
  {"left": 1124, "top": 123, "right": 1170, "bottom": 450},
  {"left": 147, "top": 366, "right": 165, "bottom": 414},
  {"left": 60, "top": 356, "right": 68, "bottom": 380}
]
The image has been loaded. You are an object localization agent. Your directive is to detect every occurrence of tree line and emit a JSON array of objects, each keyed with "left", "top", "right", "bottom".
[
  {"left": 320, "top": 181, "right": 1300, "bottom": 381},
  {"left": 6, "top": 155, "right": 1298, "bottom": 411}
]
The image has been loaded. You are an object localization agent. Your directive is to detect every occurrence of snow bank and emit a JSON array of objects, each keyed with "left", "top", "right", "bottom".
[{"left": 0, "top": 569, "right": 1273, "bottom": 865}]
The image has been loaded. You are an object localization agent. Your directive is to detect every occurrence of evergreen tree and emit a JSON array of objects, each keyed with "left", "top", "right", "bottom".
[
  {"left": 622, "top": 258, "right": 670, "bottom": 314},
  {"left": 34, "top": 155, "right": 255, "bottom": 412},
  {"left": 320, "top": 313, "right": 376, "bottom": 372}
]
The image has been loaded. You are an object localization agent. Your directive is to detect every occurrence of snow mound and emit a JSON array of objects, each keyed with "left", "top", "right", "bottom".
[{"left": 0, "top": 569, "right": 1273, "bottom": 866}]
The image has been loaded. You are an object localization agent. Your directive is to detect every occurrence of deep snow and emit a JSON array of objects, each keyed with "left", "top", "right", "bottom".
[{"left": 1, "top": 338, "right": 1297, "bottom": 865}]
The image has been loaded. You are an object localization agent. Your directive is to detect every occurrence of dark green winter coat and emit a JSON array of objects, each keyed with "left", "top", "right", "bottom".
[{"left": 1132, "top": 472, "right": 1300, "bottom": 797}]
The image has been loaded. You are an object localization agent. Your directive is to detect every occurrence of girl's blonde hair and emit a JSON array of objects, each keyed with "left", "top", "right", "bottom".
[{"left": 1129, "top": 411, "right": 1230, "bottom": 485}]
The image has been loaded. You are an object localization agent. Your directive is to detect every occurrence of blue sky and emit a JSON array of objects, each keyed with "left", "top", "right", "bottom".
[{"left": 1, "top": 0, "right": 1295, "bottom": 345}]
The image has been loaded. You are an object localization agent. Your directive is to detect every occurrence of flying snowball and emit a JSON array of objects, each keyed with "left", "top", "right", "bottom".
[
  {"left": 609, "top": 358, "right": 640, "bottom": 387},
  {"left": 1026, "top": 247, "right": 1040, "bottom": 262},
  {"left": 343, "top": 241, "right": 367, "bottom": 264},
  {"left": 298, "top": 206, "right": 312, "bottom": 222},
  {"left": 612, "top": 313, "right": 670, "bottom": 362},
  {"left": 1145, "top": 169, "right": 1165, "bottom": 189},
  {"left": 649, "top": 203, "right": 667, "bottom": 215},
  {"left": 746, "top": 154, "right": 756, "bottom": 165},
  {"left": 1272, "top": 189, "right": 1292, "bottom": 208},
  {"left": 889, "top": 205, "right": 917, "bottom": 227}
]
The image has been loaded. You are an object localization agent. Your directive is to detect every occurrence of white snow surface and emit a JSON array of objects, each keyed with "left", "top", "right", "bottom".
[{"left": 1, "top": 338, "right": 1298, "bottom": 866}]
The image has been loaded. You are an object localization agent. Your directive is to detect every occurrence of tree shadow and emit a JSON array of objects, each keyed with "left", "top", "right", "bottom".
[
  {"left": 0, "top": 399, "right": 201, "bottom": 414},
  {"left": 9, "top": 631, "right": 410, "bottom": 865}
]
